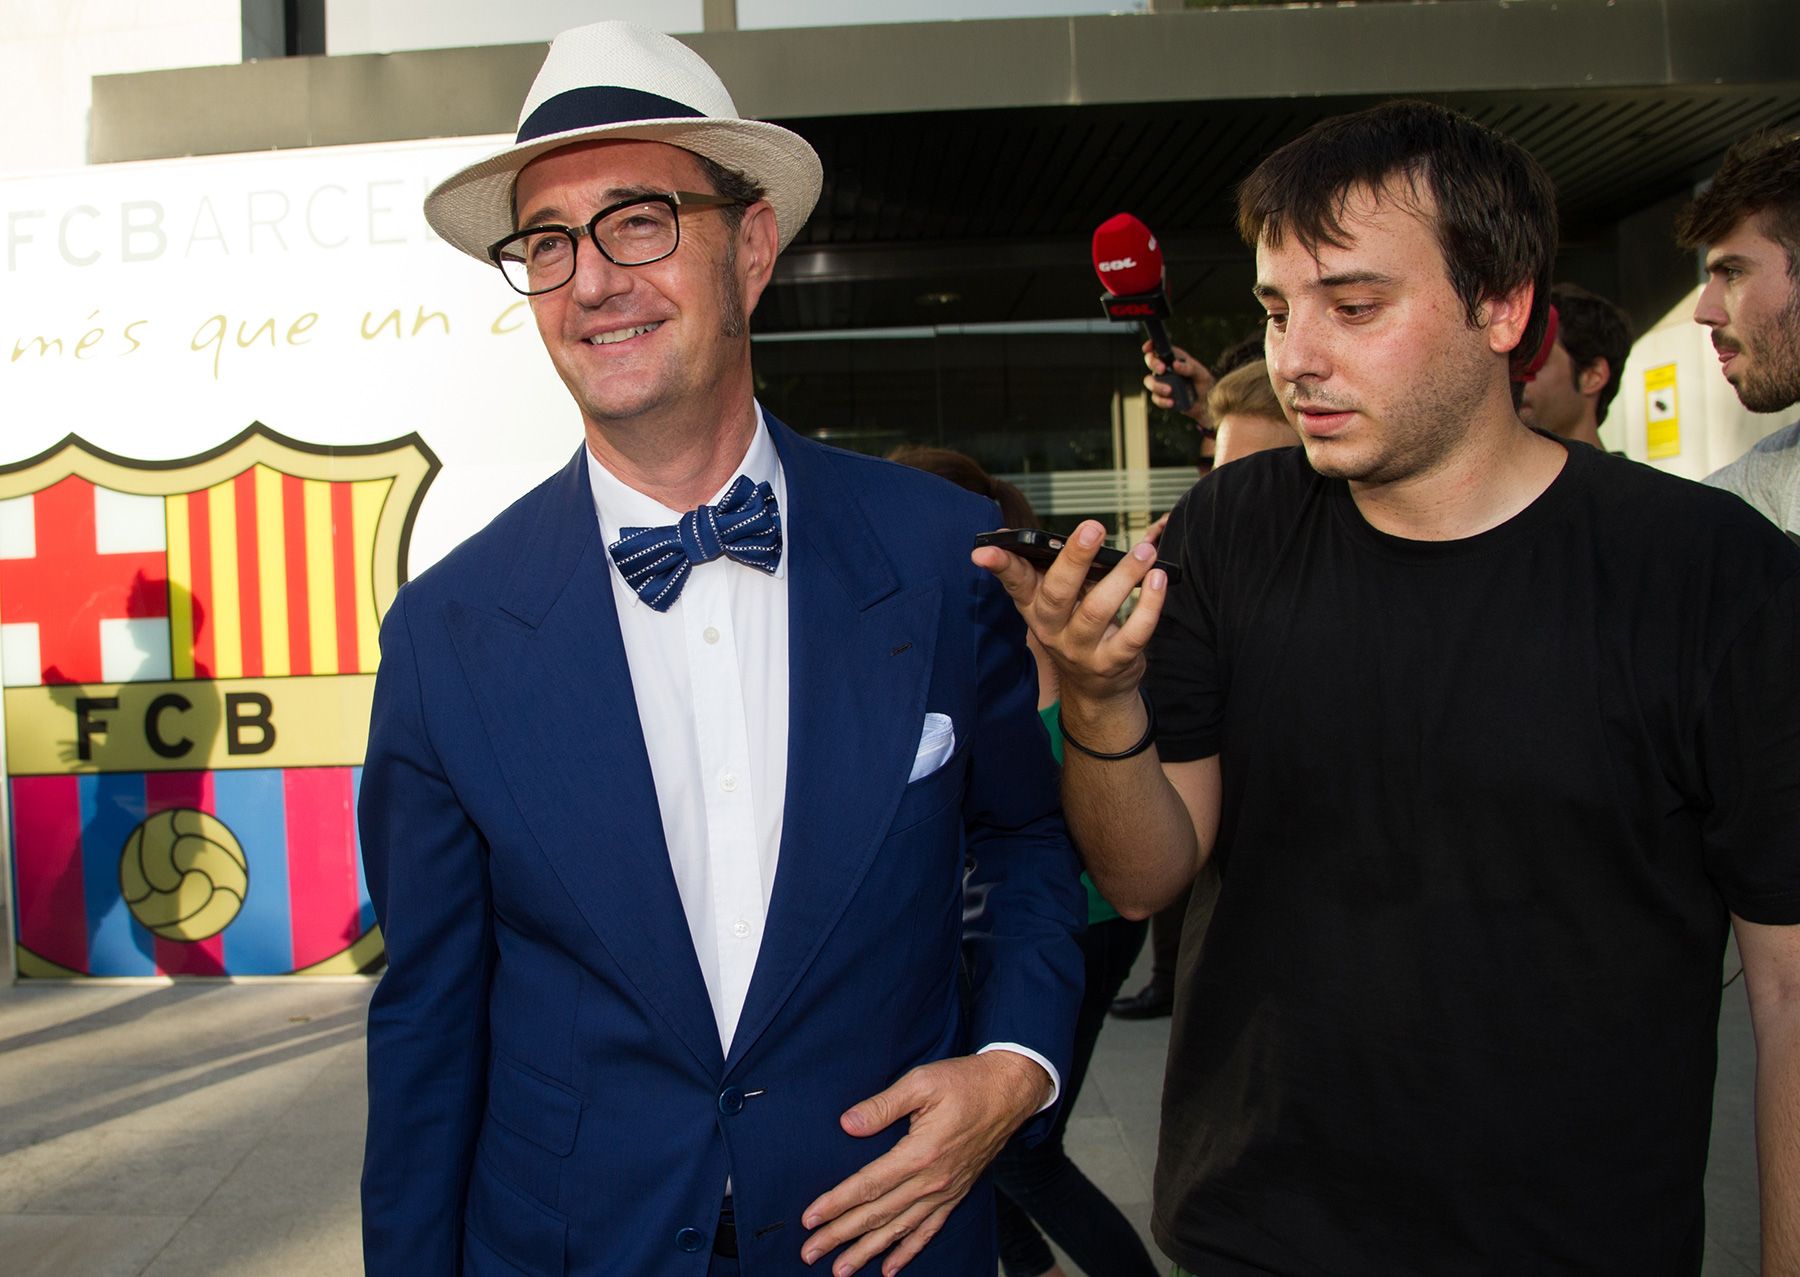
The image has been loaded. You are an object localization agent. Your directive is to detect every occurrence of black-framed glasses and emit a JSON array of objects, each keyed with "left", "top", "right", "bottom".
[{"left": 487, "top": 191, "right": 745, "bottom": 296}]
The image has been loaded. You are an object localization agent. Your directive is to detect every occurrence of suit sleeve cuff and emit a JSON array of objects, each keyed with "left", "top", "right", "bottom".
[{"left": 976, "top": 1042, "right": 1061, "bottom": 1113}]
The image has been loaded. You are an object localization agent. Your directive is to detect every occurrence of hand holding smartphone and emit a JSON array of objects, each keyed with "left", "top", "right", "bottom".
[{"left": 973, "top": 528, "right": 1181, "bottom": 586}]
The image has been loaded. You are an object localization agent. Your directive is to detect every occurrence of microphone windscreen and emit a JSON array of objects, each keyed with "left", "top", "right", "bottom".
[{"left": 1092, "top": 213, "right": 1165, "bottom": 296}]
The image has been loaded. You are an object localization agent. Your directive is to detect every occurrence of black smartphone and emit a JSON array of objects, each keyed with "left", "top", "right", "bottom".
[{"left": 974, "top": 528, "right": 1181, "bottom": 586}]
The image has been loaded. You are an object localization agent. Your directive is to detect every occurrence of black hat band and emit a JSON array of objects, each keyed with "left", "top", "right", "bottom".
[{"left": 516, "top": 86, "right": 705, "bottom": 145}]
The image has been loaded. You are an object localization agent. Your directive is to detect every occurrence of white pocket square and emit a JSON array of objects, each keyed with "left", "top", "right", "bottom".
[{"left": 909, "top": 712, "right": 956, "bottom": 782}]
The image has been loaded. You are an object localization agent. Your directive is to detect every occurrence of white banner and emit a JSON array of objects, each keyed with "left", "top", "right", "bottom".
[{"left": 2, "top": 135, "right": 587, "bottom": 577}]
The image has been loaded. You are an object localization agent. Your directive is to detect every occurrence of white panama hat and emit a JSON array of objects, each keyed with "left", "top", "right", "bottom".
[{"left": 424, "top": 21, "right": 822, "bottom": 263}]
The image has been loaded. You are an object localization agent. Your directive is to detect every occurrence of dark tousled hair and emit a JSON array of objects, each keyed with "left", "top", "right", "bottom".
[
  {"left": 695, "top": 152, "right": 766, "bottom": 234},
  {"left": 1549, "top": 282, "right": 1633, "bottom": 425},
  {"left": 1212, "top": 331, "right": 1267, "bottom": 377},
  {"left": 1235, "top": 99, "right": 1558, "bottom": 375},
  {"left": 1674, "top": 132, "right": 1800, "bottom": 279},
  {"left": 886, "top": 445, "right": 1039, "bottom": 528}
]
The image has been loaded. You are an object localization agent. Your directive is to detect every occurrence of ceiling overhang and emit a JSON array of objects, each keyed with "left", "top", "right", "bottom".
[{"left": 88, "top": 1, "right": 1800, "bottom": 333}]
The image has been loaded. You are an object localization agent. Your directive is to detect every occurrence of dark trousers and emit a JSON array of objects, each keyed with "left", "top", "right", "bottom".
[{"left": 994, "top": 914, "right": 1157, "bottom": 1277}]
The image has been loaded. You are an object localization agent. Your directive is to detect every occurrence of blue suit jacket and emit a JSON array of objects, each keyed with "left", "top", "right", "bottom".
[{"left": 359, "top": 416, "right": 1085, "bottom": 1276}]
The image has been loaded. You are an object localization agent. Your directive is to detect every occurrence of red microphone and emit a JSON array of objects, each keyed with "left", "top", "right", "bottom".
[{"left": 1091, "top": 213, "right": 1194, "bottom": 413}]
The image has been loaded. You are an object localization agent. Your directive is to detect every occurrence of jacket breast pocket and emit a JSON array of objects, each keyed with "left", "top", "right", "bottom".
[{"left": 889, "top": 740, "right": 967, "bottom": 836}]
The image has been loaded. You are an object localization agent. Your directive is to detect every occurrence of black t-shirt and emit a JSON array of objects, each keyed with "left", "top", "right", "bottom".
[{"left": 1145, "top": 440, "right": 1800, "bottom": 1276}]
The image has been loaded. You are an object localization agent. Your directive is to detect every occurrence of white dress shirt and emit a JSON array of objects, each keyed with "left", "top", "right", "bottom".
[
  {"left": 587, "top": 407, "right": 1057, "bottom": 1103},
  {"left": 587, "top": 411, "right": 787, "bottom": 1054}
]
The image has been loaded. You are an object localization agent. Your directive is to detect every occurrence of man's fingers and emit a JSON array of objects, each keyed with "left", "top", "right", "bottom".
[
  {"left": 1063, "top": 539, "right": 1156, "bottom": 647},
  {"left": 801, "top": 1189, "right": 906, "bottom": 1269},
  {"left": 802, "top": 1070, "right": 930, "bottom": 1234},
  {"left": 1114, "top": 565, "right": 1171, "bottom": 648},
  {"left": 879, "top": 1202, "right": 955, "bottom": 1277},
  {"left": 824, "top": 1196, "right": 944, "bottom": 1277},
  {"left": 1141, "top": 341, "right": 1217, "bottom": 424},
  {"left": 969, "top": 545, "right": 1041, "bottom": 609},
  {"left": 802, "top": 1054, "right": 1034, "bottom": 1274},
  {"left": 978, "top": 522, "right": 1164, "bottom": 700},
  {"left": 841, "top": 1067, "right": 924, "bottom": 1138},
  {"left": 800, "top": 1150, "right": 934, "bottom": 1263},
  {"left": 1030, "top": 521, "right": 1109, "bottom": 616},
  {"left": 800, "top": 1154, "right": 915, "bottom": 1250}
]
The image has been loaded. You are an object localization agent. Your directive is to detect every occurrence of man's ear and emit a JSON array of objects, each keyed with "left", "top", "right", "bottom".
[
  {"left": 1482, "top": 280, "right": 1536, "bottom": 358},
  {"left": 1577, "top": 357, "right": 1610, "bottom": 399},
  {"left": 736, "top": 200, "right": 780, "bottom": 315}
]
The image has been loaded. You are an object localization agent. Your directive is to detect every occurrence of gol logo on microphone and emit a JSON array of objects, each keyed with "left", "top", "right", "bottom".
[{"left": 0, "top": 425, "right": 437, "bottom": 978}]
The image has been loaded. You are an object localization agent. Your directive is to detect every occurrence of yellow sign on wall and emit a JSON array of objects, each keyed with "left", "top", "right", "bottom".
[{"left": 1645, "top": 364, "right": 1680, "bottom": 459}]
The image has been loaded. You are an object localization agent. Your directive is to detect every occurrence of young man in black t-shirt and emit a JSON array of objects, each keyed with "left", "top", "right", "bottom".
[{"left": 975, "top": 101, "right": 1800, "bottom": 1276}]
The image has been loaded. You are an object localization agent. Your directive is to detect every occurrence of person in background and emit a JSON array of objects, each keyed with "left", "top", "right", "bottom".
[
  {"left": 1206, "top": 360, "right": 1299, "bottom": 468},
  {"left": 889, "top": 444, "right": 1159, "bottom": 1277},
  {"left": 1676, "top": 131, "right": 1800, "bottom": 533},
  {"left": 1517, "top": 283, "right": 1633, "bottom": 451}
]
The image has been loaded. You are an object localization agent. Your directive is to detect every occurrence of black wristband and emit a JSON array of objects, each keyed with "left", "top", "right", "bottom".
[{"left": 1060, "top": 685, "right": 1157, "bottom": 761}]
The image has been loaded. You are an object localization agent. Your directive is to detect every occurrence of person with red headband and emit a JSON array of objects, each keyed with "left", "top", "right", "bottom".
[{"left": 1517, "top": 284, "right": 1634, "bottom": 451}]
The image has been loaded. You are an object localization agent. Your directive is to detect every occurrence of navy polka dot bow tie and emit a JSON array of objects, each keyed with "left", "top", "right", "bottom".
[{"left": 607, "top": 475, "right": 782, "bottom": 612}]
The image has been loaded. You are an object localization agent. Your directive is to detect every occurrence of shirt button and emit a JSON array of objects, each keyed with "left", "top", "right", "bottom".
[
  {"left": 703, "top": 625, "right": 720, "bottom": 644},
  {"left": 720, "top": 771, "right": 739, "bottom": 792},
  {"left": 732, "top": 918, "right": 751, "bottom": 939}
]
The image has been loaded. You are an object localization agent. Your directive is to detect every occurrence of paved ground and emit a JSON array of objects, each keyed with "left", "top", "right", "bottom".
[{"left": 0, "top": 941, "right": 1763, "bottom": 1276}]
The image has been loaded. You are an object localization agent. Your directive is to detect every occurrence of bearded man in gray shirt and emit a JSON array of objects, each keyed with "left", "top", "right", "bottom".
[{"left": 1679, "top": 133, "right": 1800, "bottom": 531}]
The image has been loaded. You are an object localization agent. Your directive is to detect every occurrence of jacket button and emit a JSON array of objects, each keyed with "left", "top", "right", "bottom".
[
  {"left": 718, "top": 1086, "right": 745, "bottom": 1116},
  {"left": 676, "top": 1226, "right": 706, "bottom": 1252}
]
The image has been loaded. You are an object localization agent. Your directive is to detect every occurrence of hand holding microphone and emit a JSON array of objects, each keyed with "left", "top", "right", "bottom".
[
  {"left": 1092, "top": 213, "right": 1209, "bottom": 417},
  {"left": 1141, "top": 341, "right": 1214, "bottom": 423}
]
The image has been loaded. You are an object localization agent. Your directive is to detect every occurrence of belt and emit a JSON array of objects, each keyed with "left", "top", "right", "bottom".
[{"left": 713, "top": 1197, "right": 738, "bottom": 1258}]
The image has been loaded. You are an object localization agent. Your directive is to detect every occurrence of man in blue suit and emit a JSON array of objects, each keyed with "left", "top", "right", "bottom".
[{"left": 358, "top": 21, "right": 1085, "bottom": 1277}]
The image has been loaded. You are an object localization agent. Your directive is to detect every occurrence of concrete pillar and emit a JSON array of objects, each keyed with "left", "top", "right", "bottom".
[{"left": 1113, "top": 388, "right": 1152, "bottom": 542}]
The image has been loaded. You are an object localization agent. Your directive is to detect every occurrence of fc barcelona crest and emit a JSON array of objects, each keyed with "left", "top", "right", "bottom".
[{"left": 0, "top": 426, "right": 438, "bottom": 978}]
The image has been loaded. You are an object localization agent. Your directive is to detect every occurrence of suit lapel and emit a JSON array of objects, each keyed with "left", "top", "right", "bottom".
[
  {"left": 446, "top": 448, "right": 723, "bottom": 1076},
  {"left": 727, "top": 420, "right": 942, "bottom": 1071}
]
